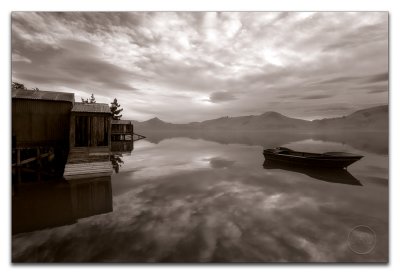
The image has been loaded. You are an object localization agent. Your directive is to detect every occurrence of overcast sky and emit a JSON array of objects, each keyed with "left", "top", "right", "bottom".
[{"left": 12, "top": 12, "right": 388, "bottom": 122}]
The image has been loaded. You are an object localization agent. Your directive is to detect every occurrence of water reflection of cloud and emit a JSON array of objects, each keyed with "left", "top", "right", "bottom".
[
  {"left": 13, "top": 137, "right": 388, "bottom": 262},
  {"left": 13, "top": 166, "right": 386, "bottom": 262},
  {"left": 207, "top": 157, "right": 235, "bottom": 169}
]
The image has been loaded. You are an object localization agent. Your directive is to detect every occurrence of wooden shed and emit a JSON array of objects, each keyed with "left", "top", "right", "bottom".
[
  {"left": 12, "top": 89, "right": 74, "bottom": 148},
  {"left": 69, "top": 103, "right": 112, "bottom": 149},
  {"left": 111, "top": 119, "right": 133, "bottom": 141},
  {"left": 12, "top": 89, "right": 75, "bottom": 169},
  {"left": 66, "top": 103, "right": 113, "bottom": 178}
]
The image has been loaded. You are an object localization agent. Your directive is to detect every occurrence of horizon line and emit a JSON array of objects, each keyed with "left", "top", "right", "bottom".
[{"left": 133, "top": 103, "right": 388, "bottom": 124}]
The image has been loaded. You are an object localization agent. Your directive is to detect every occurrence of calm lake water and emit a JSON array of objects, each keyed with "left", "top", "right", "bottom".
[{"left": 12, "top": 131, "right": 388, "bottom": 262}]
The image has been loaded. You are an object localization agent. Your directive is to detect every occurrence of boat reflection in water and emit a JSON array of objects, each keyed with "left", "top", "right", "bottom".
[{"left": 263, "top": 160, "right": 362, "bottom": 186}]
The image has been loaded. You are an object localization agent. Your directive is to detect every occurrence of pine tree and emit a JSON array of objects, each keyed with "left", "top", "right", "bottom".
[
  {"left": 12, "top": 81, "right": 27, "bottom": 90},
  {"left": 110, "top": 98, "right": 123, "bottom": 120},
  {"left": 81, "top": 94, "right": 96, "bottom": 104},
  {"left": 89, "top": 93, "right": 96, "bottom": 103}
]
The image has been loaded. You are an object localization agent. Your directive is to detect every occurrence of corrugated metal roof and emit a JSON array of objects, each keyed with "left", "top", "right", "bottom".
[
  {"left": 12, "top": 89, "right": 75, "bottom": 103},
  {"left": 111, "top": 120, "right": 132, "bottom": 125},
  {"left": 72, "top": 102, "right": 111, "bottom": 114}
]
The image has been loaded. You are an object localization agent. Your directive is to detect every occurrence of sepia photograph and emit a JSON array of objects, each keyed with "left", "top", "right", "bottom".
[{"left": 11, "top": 11, "right": 388, "bottom": 263}]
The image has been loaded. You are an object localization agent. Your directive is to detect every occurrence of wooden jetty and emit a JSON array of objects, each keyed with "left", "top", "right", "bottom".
[{"left": 12, "top": 147, "right": 53, "bottom": 167}]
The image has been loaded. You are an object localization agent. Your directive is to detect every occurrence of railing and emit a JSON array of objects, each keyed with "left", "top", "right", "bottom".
[{"left": 111, "top": 130, "right": 133, "bottom": 134}]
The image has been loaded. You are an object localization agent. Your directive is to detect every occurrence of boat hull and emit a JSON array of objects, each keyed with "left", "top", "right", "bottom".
[{"left": 263, "top": 150, "right": 362, "bottom": 169}]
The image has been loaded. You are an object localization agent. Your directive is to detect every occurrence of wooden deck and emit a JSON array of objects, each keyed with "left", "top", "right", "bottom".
[
  {"left": 67, "top": 147, "right": 110, "bottom": 163},
  {"left": 64, "top": 161, "right": 113, "bottom": 180},
  {"left": 63, "top": 146, "right": 113, "bottom": 180},
  {"left": 133, "top": 133, "right": 146, "bottom": 141}
]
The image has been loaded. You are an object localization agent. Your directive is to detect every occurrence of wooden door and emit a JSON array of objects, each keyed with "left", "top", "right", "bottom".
[{"left": 75, "top": 116, "right": 90, "bottom": 147}]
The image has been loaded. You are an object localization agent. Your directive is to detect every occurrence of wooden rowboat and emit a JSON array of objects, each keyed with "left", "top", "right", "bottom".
[{"left": 263, "top": 147, "right": 363, "bottom": 169}]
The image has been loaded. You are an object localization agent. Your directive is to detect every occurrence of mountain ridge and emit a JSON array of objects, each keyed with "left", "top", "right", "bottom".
[{"left": 132, "top": 105, "right": 388, "bottom": 131}]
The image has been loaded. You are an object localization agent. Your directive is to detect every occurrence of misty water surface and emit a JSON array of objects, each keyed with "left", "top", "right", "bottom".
[{"left": 12, "top": 131, "right": 388, "bottom": 262}]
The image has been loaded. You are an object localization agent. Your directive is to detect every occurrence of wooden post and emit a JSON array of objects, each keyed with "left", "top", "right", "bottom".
[
  {"left": 108, "top": 116, "right": 111, "bottom": 151},
  {"left": 37, "top": 169, "right": 41, "bottom": 181},
  {"left": 16, "top": 148, "right": 21, "bottom": 166},
  {"left": 70, "top": 114, "right": 75, "bottom": 148},
  {"left": 37, "top": 147, "right": 42, "bottom": 167},
  {"left": 17, "top": 168, "right": 21, "bottom": 184}
]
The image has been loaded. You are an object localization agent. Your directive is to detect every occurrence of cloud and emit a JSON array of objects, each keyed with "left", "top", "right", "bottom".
[
  {"left": 11, "top": 12, "right": 388, "bottom": 122},
  {"left": 12, "top": 53, "right": 31, "bottom": 63}
]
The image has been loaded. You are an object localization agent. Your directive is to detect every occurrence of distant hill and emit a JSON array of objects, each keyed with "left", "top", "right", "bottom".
[
  {"left": 132, "top": 105, "right": 388, "bottom": 131},
  {"left": 196, "top": 111, "right": 312, "bottom": 130},
  {"left": 132, "top": 117, "right": 185, "bottom": 130},
  {"left": 312, "top": 105, "right": 388, "bottom": 131}
]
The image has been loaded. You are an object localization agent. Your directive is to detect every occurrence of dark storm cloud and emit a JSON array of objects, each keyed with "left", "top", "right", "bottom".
[
  {"left": 322, "top": 22, "right": 388, "bottom": 52},
  {"left": 354, "top": 84, "right": 388, "bottom": 94},
  {"left": 11, "top": 12, "right": 388, "bottom": 122},
  {"left": 301, "top": 94, "right": 331, "bottom": 100},
  {"left": 318, "top": 72, "right": 389, "bottom": 85},
  {"left": 367, "top": 89, "right": 387, "bottom": 94},
  {"left": 12, "top": 37, "right": 136, "bottom": 92},
  {"left": 365, "top": 72, "right": 389, "bottom": 83},
  {"left": 209, "top": 91, "right": 237, "bottom": 103}
]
